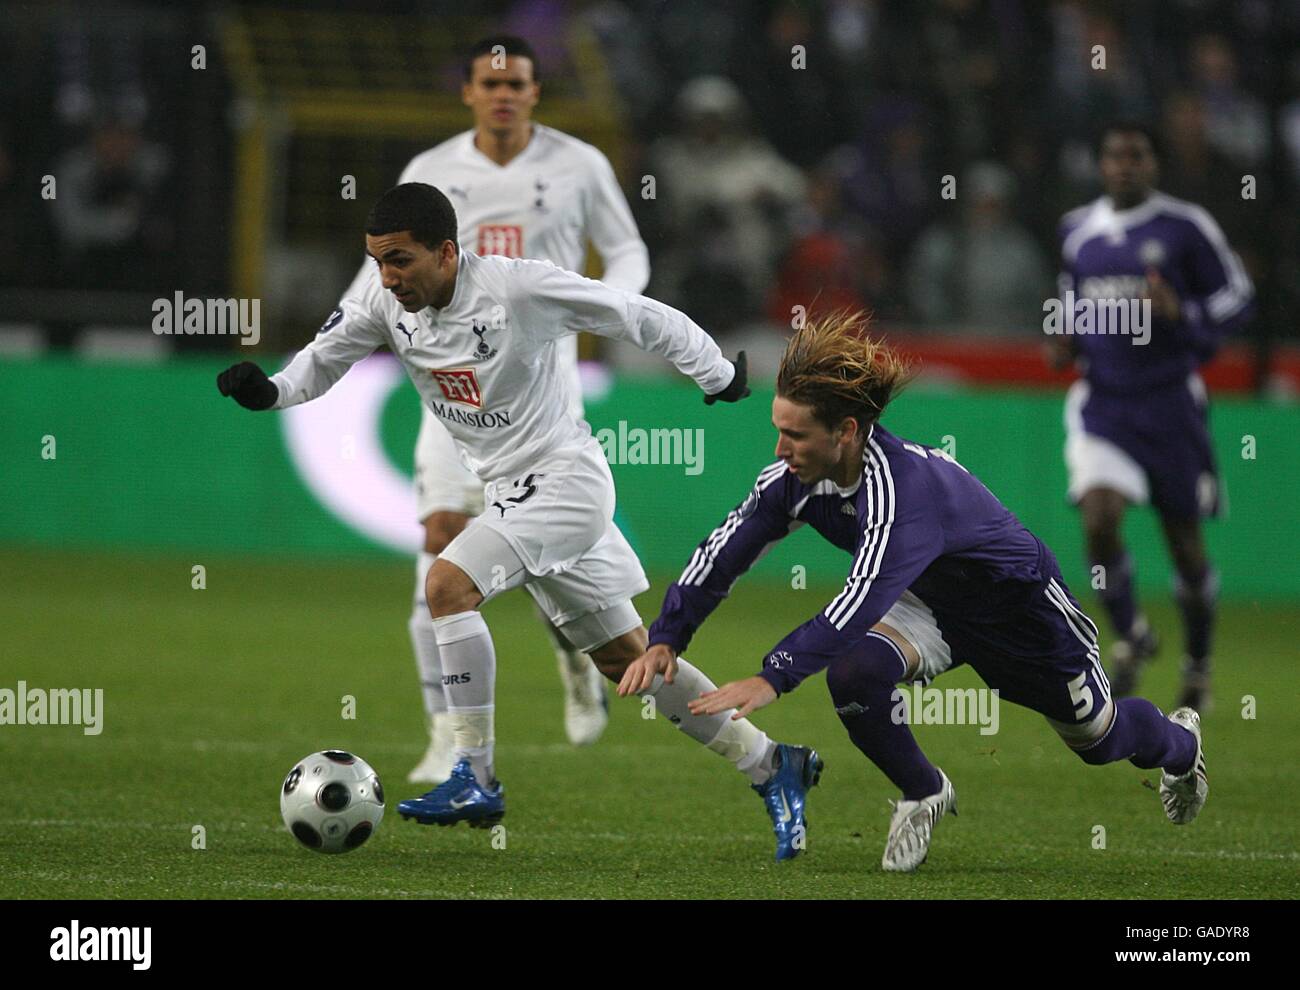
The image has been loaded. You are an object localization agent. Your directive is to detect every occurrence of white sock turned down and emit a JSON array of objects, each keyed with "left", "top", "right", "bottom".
[{"left": 640, "top": 657, "right": 777, "bottom": 784}]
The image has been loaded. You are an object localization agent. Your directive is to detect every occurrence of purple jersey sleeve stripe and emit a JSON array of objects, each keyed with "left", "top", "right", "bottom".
[
  {"left": 824, "top": 438, "right": 897, "bottom": 629},
  {"left": 823, "top": 445, "right": 890, "bottom": 628},
  {"left": 679, "top": 460, "right": 787, "bottom": 586},
  {"left": 1160, "top": 198, "right": 1254, "bottom": 321},
  {"left": 679, "top": 460, "right": 786, "bottom": 585},
  {"left": 822, "top": 451, "right": 881, "bottom": 626}
]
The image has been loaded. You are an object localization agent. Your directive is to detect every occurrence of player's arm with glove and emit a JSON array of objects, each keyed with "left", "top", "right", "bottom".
[
  {"left": 216, "top": 286, "right": 389, "bottom": 411},
  {"left": 217, "top": 361, "right": 279, "bottom": 410},
  {"left": 506, "top": 261, "right": 749, "bottom": 404}
]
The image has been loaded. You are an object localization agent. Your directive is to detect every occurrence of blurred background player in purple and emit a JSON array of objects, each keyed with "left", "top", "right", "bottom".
[{"left": 1055, "top": 121, "right": 1254, "bottom": 711}]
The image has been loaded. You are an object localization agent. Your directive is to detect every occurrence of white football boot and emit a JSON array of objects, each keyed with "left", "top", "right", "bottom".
[
  {"left": 881, "top": 769, "right": 958, "bottom": 872},
  {"left": 1160, "top": 707, "right": 1208, "bottom": 825},
  {"left": 558, "top": 650, "right": 608, "bottom": 746},
  {"left": 407, "top": 712, "right": 456, "bottom": 784}
]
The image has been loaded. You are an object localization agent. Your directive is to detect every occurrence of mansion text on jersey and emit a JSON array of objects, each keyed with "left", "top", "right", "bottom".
[
  {"left": 1043, "top": 290, "right": 1151, "bottom": 345},
  {"left": 429, "top": 399, "right": 513, "bottom": 429}
]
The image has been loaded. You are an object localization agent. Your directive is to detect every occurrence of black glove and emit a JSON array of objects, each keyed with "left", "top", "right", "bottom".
[
  {"left": 217, "top": 361, "right": 278, "bottom": 410},
  {"left": 704, "top": 350, "right": 751, "bottom": 405}
]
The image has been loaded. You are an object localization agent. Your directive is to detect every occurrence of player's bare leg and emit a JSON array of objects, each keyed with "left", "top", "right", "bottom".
[
  {"left": 1159, "top": 515, "right": 1217, "bottom": 712},
  {"left": 1080, "top": 486, "right": 1157, "bottom": 694},
  {"left": 826, "top": 623, "right": 956, "bottom": 872},
  {"left": 406, "top": 511, "right": 469, "bottom": 784}
]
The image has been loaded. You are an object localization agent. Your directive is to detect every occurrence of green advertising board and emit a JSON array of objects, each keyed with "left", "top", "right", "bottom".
[{"left": 2, "top": 355, "right": 1296, "bottom": 599}]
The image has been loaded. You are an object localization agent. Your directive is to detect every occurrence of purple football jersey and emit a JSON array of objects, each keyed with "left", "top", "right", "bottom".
[
  {"left": 1058, "top": 191, "right": 1253, "bottom": 393},
  {"left": 648, "top": 426, "right": 1062, "bottom": 695}
]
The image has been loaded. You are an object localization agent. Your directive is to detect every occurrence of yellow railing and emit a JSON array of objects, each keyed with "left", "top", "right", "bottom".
[{"left": 221, "top": 8, "right": 628, "bottom": 313}]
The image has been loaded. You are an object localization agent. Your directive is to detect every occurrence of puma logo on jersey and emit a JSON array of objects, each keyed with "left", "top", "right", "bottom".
[{"left": 396, "top": 321, "right": 416, "bottom": 346}]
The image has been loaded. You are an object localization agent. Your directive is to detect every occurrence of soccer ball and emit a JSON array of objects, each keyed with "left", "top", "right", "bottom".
[{"left": 280, "top": 750, "right": 385, "bottom": 854}]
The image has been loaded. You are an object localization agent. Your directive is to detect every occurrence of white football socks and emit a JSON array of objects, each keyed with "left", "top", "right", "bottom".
[
  {"left": 431, "top": 610, "right": 497, "bottom": 786},
  {"left": 641, "top": 657, "right": 777, "bottom": 785},
  {"left": 410, "top": 552, "right": 448, "bottom": 722}
]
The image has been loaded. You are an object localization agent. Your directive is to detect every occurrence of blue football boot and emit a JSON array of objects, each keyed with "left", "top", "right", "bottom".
[
  {"left": 398, "top": 758, "right": 505, "bottom": 828},
  {"left": 753, "top": 743, "right": 824, "bottom": 861}
]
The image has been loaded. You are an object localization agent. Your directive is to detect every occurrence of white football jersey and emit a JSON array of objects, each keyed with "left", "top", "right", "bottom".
[
  {"left": 341, "top": 124, "right": 650, "bottom": 415},
  {"left": 398, "top": 124, "right": 649, "bottom": 292},
  {"left": 274, "top": 251, "right": 733, "bottom": 481}
]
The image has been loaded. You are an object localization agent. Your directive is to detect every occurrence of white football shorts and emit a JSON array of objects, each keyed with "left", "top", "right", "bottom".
[
  {"left": 1063, "top": 379, "right": 1149, "bottom": 506},
  {"left": 438, "top": 439, "right": 649, "bottom": 652},
  {"left": 878, "top": 590, "right": 954, "bottom": 685}
]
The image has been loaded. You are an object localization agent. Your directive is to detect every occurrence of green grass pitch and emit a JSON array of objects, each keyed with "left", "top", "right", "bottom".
[{"left": 2, "top": 547, "right": 1296, "bottom": 899}]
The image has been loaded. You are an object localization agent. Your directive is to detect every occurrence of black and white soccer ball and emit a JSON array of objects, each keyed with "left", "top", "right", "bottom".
[{"left": 280, "top": 750, "right": 385, "bottom": 854}]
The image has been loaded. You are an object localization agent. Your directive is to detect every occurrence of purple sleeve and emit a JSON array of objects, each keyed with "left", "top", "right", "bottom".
[
  {"left": 757, "top": 470, "right": 943, "bottom": 695},
  {"left": 647, "top": 463, "right": 797, "bottom": 655},
  {"left": 1178, "top": 211, "right": 1254, "bottom": 360}
]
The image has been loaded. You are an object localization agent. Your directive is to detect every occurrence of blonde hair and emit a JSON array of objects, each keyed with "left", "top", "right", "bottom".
[{"left": 776, "top": 310, "right": 915, "bottom": 434}]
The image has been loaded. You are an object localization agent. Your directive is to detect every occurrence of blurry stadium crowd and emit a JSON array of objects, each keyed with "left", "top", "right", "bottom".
[
  {"left": 607, "top": 0, "right": 1299, "bottom": 339},
  {"left": 1, "top": 0, "right": 1297, "bottom": 344}
]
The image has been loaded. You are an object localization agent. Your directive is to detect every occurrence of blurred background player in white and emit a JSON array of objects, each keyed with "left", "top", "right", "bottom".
[{"left": 338, "top": 36, "right": 651, "bottom": 781}]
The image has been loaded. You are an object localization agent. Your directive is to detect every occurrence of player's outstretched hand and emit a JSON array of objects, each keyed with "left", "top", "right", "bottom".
[
  {"left": 217, "top": 361, "right": 278, "bottom": 410},
  {"left": 688, "top": 676, "right": 777, "bottom": 720},
  {"left": 617, "top": 643, "right": 679, "bottom": 697},
  {"left": 704, "top": 350, "right": 750, "bottom": 404}
]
